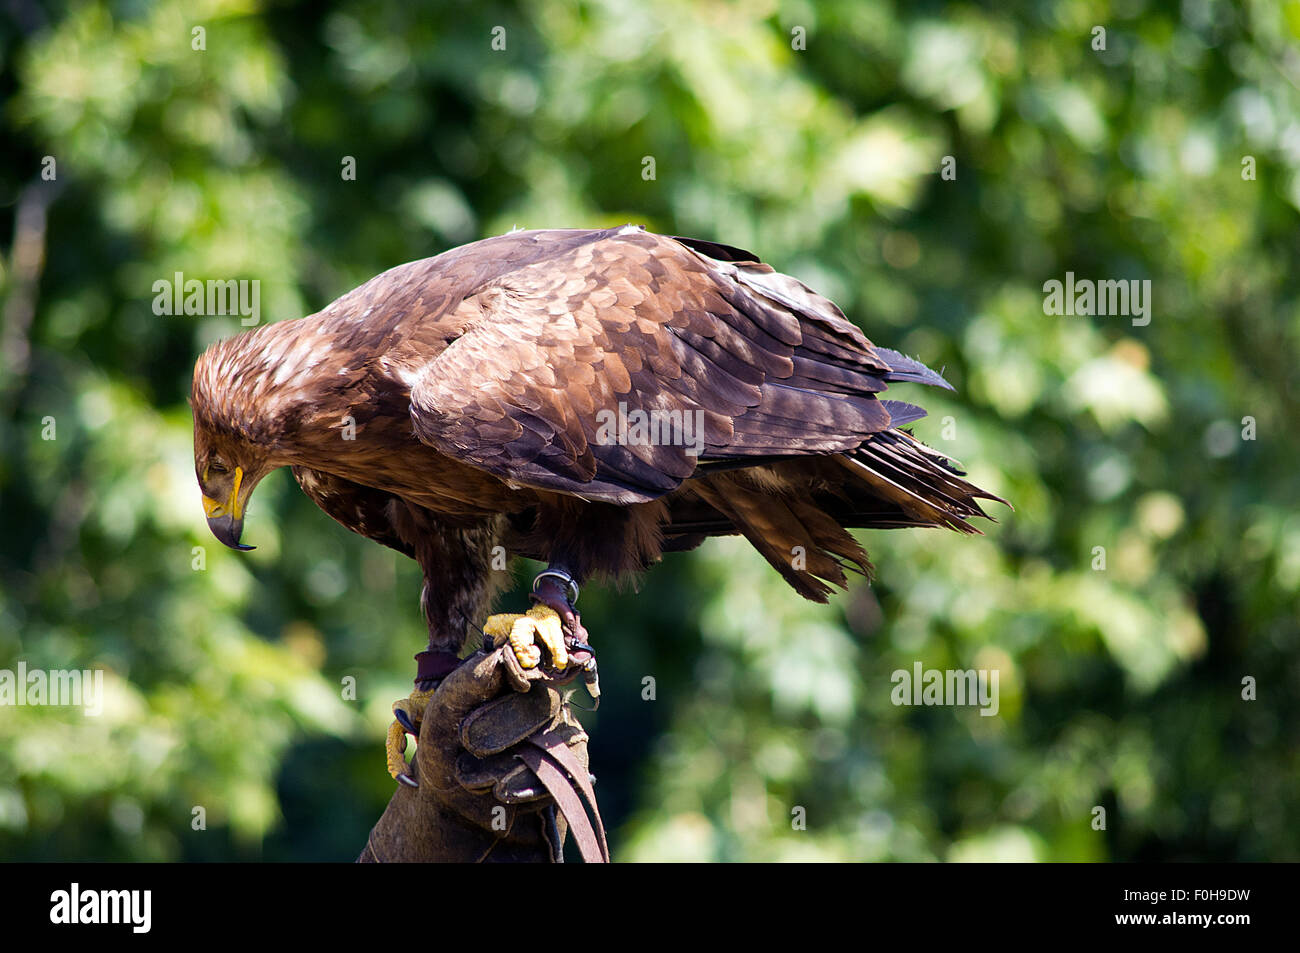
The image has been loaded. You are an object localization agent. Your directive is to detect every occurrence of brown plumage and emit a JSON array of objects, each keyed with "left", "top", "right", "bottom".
[{"left": 191, "top": 226, "right": 1003, "bottom": 661}]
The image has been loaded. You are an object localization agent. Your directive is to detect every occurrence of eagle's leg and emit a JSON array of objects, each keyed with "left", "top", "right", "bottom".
[
  {"left": 386, "top": 648, "right": 463, "bottom": 786},
  {"left": 386, "top": 688, "right": 433, "bottom": 787},
  {"left": 481, "top": 568, "right": 600, "bottom": 704},
  {"left": 529, "top": 570, "right": 589, "bottom": 645},
  {"left": 528, "top": 569, "right": 599, "bottom": 705}
]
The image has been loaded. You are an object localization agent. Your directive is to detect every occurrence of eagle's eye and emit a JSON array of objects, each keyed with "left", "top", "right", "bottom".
[{"left": 208, "top": 461, "right": 228, "bottom": 475}]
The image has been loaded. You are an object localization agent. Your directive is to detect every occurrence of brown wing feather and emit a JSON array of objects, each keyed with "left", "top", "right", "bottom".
[{"left": 405, "top": 227, "right": 900, "bottom": 503}]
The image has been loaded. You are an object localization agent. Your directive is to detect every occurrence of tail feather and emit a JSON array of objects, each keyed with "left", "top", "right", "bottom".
[
  {"left": 673, "top": 428, "right": 1004, "bottom": 601},
  {"left": 691, "top": 476, "right": 870, "bottom": 602},
  {"left": 838, "top": 430, "right": 1005, "bottom": 532},
  {"left": 873, "top": 347, "right": 956, "bottom": 391}
]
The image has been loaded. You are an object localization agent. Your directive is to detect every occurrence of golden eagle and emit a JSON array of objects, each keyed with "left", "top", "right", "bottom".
[{"left": 191, "top": 226, "right": 1003, "bottom": 782}]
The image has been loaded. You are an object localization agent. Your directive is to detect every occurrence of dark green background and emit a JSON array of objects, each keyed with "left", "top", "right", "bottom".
[{"left": 1, "top": 0, "right": 1296, "bottom": 861}]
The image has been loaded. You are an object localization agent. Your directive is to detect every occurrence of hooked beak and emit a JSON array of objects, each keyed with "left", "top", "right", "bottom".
[
  {"left": 202, "top": 466, "right": 256, "bottom": 551},
  {"left": 206, "top": 512, "right": 254, "bottom": 551}
]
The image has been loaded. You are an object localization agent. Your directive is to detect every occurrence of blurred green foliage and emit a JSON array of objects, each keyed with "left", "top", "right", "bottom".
[{"left": 0, "top": 0, "right": 1297, "bottom": 861}]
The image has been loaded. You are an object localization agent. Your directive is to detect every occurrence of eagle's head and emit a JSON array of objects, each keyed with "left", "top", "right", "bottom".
[
  {"left": 193, "top": 405, "right": 285, "bottom": 551},
  {"left": 191, "top": 338, "right": 280, "bottom": 552},
  {"left": 192, "top": 431, "right": 267, "bottom": 551}
]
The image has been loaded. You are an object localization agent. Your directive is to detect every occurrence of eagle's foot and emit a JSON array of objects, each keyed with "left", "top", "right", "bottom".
[
  {"left": 386, "top": 686, "right": 436, "bottom": 787},
  {"left": 529, "top": 571, "right": 600, "bottom": 707},
  {"left": 484, "top": 604, "right": 569, "bottom": 672}
]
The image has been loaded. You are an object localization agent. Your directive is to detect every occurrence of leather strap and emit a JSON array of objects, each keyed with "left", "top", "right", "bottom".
[
  {"left": 414, "top": 649, "right": 462, "bottom": 689},
  {"left": 519, "top": 734, "right": 610, "bottom": 863},
  {"left": 530, "top": 731, "right": 609, "bottom": 859}
]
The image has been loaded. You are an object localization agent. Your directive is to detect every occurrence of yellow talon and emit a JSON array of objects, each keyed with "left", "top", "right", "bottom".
[
  {"left": 386, "top": 719, "right": 410, "bottom": 782},
  {"left": 386, "top": 687, "right": 436, "bottom": 783},
  {"left": 484, "top": 604, "right": 568, "bottom": 671}
]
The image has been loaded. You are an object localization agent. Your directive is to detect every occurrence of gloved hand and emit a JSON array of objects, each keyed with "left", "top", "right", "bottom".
[{"left": 358, "top": 644, "right": 606, "bottom": 863}]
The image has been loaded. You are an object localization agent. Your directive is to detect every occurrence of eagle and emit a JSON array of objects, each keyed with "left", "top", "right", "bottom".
[{"left": 191, "top": 225, "right": 1003, "bottom": 783}]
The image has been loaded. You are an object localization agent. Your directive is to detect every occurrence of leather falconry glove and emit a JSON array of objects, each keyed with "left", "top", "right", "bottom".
[{"left": 358, "top": 643, "right": 608, "bottom": 863}]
